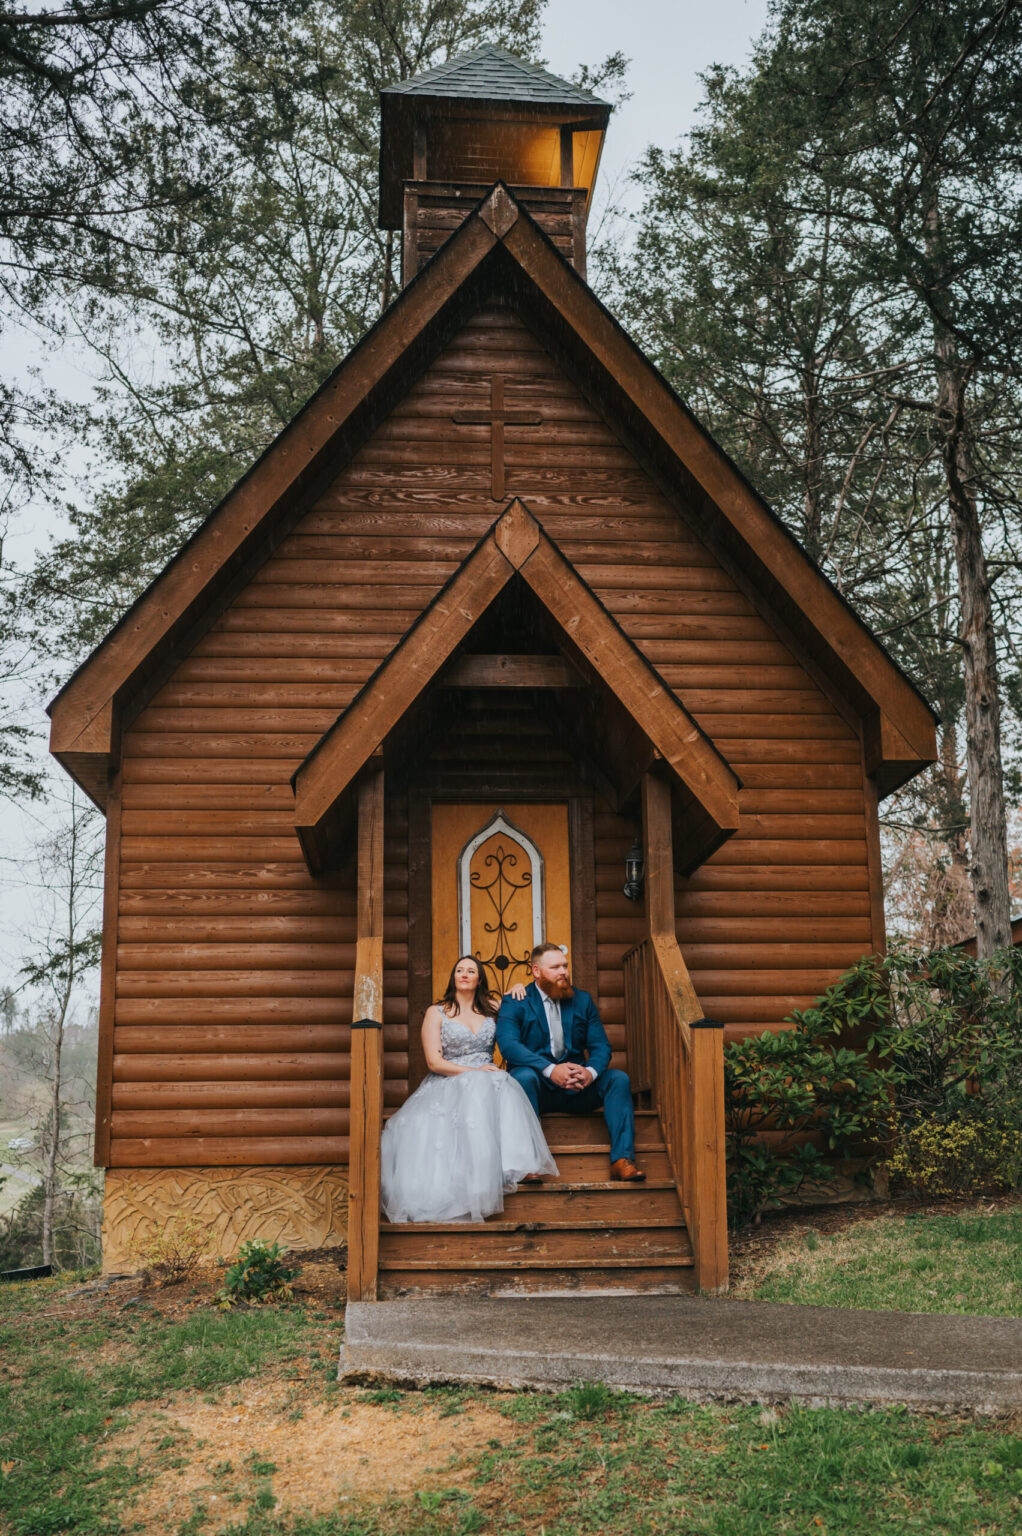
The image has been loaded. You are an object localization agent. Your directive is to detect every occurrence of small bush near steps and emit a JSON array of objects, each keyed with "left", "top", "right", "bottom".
[
  {"left": 216, "top": 1239, "right": 301, "bottom": 1309},
  {"left": 129, "top": 1214, "right": 213, "bottom": 1287},
  {"left": 724, "top": 1007, "right": 886, "bottom": 1226}
]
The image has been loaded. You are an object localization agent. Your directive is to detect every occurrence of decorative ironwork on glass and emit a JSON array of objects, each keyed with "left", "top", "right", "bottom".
[{"left": 470, "top": 840, "right": 534, "bottom": 990}]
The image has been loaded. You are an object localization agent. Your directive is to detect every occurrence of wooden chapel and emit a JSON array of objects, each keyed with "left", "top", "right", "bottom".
[{"left": 49, "top": 45, "right": 938, "bottom": 1297}]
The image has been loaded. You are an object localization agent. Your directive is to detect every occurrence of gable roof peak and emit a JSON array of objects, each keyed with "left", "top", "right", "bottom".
[
  {"left": 292, "top": 498, "right": 740, "bottom": 875},
  {"left": 381, "top": 42, "right": 609, "bottom": 108},
  {"left": 48, "top": 198, "right": 936, "bottom": 811}
]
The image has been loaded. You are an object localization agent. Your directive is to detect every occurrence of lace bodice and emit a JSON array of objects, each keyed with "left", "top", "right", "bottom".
[{"left": 439, "top": 1012, "right": 497, "bottom": 1069}]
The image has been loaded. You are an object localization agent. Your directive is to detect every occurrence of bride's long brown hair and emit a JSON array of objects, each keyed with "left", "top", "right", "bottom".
[{"left": 438, "top": 955, "right": 498, "bottom": 1019}]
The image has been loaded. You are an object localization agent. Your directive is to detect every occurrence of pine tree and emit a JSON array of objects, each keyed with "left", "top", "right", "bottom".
[
  {"left": 616, "top": 0, "right": 1022, "bottom": 951},
  {"left": 21, "top": 0, "right": 545, "bottom": 659}
]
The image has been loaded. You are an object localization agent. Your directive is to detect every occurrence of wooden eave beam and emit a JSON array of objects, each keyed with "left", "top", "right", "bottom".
[
  {"left": 47, "top": 192, "right": 514, "bottom": 810},
  {"left": 443, "top": 654, "right": 583, "bottom": 688},
  {"left": 293, "top": 500, "right": 740, "bottom": 874},
  {"left": 865, "top": 710, "right": 934, "bottom": 798},
  {"left": 497, "top": 215, "right": 938, "bottom": 776}
]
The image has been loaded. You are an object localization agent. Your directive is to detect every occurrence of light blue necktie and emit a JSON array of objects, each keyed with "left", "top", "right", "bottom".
[{"left": 544, "top": 994, "right": 564, "bottom": 1060}]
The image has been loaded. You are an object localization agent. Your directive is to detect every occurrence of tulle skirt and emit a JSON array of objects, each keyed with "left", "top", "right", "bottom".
[{"left": 380, "top": 1068, "right": 558, "bottom": 1223}]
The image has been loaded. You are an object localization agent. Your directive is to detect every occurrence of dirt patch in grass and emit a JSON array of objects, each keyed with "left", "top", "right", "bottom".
[
  {"left": 104, "top": 1381, "right": 513, "bottom": 1532},
  {"left": 30, "top": 1252, "right": 347, "bottom": 1327}
]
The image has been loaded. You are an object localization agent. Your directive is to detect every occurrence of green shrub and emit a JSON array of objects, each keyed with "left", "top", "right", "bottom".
[
  {"left": 724, "top": 1001, "right": 888, "bottom": 1226},
  {"left": 723, "top": 943, "right": 1022, "bottom": 1225},
  {"left": 874, "top": 944, "right": 1022, "bottom": 1120},
  {"left": 216, "top": 1239, "right": 300, "bottom": 1309}
]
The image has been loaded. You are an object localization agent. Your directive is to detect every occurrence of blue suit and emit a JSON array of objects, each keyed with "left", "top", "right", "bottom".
[{"left": 496, "top": 983, "right": 635, "bottom": 1163}]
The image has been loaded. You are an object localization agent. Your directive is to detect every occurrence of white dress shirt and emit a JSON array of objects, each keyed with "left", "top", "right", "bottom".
[{"left": 539, "top": 989, "right": 596, "bottom": 1082}]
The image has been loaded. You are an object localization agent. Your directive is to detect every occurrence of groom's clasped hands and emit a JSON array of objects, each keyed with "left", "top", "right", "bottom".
[{"left": 547, "top": 1060, "right": 591, "bottom": 1092}]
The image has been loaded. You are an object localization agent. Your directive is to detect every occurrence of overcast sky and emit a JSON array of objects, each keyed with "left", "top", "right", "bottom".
[
  {"left": 0, "top": 0, "right": 772, "bottom": 982},
  {"left": 544, "top": 0, "right": 770, "bottom": 195}
]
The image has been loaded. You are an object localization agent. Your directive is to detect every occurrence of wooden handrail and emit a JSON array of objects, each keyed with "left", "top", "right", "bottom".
[
  {"left": 623, "top": 935, "right": 728, "bottom": 1292},
  {"left": 346, "top": 763, "right": 385, "bottom": 1302},
  {"left": 622, "top": 771, "right": 729, "bottom": 1293}
]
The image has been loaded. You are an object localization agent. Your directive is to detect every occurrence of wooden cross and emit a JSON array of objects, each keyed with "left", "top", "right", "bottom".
[{"left": 452, "top": 374, "right": 542, "bottom": 500}]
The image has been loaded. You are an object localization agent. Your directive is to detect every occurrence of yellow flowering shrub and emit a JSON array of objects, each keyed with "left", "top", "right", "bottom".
[{"left": 886, "top": 1114, "right": 1022, "bottom": 1199}]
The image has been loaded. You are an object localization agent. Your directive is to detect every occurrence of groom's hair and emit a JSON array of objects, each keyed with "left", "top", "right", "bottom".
[{"left": 530, "top": 942, "right": 564, "bottom": 965}]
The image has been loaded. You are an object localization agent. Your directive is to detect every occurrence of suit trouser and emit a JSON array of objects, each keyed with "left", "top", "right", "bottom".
[{"left": 509, "top": 1066, "right": 635, "bottom": 1163}]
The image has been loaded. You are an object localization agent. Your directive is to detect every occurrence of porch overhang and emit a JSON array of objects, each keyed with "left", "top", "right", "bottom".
[{"left": 291, "top": 500, "right": 740, "bottom": 876}]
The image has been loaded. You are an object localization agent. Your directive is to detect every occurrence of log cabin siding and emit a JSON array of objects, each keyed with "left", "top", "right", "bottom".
[{"left": 108, "top": 300, "right": 875, "bottom": 1169}]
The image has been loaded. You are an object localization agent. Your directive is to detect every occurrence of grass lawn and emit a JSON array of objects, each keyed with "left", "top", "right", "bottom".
[
  {"left": 2, "top": 1258, "right": 1022, "bottom": 1536},
  {"left": 732, "top": 1201, "right": 1022, "bottom": 1316}
]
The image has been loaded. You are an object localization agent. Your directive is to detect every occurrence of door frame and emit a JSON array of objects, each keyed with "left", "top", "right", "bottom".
[{"left": 406, "top": 789, "right": 597, "bottom": 1090}]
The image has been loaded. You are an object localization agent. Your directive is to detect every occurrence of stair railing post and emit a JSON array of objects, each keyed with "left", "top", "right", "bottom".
[
  {"left": 347, "top": 761, "right": 385, "bottom": 1302},
  {"left": 641, "top": 768, "right": 729, "bottom": 1292},
  {"left": 641, "top": 769, "right": 685, "bottom": 1196},
  {"left": 641, "top": 770, "right": 676, "bottom": 942},
  {"left": 689, "top": 1021, "right": 729, "bottom": 1292}
]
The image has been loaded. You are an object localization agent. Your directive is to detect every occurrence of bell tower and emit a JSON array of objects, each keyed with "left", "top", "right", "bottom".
[{"left": 379, "top": 44, "right": 611, "bottom": 285}]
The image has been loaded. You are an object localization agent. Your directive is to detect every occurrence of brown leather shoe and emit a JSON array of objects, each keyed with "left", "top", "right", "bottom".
[
  {"left": 610, "top": 1158, "right": 646, "bottom": 1182},
  {"left": 521, "top": 1172, "right": 544, "bottom": 1183}
]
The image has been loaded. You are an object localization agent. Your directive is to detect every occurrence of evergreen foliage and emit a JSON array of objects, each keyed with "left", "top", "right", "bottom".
[
  {"left": 16, "top": 1, "right": 546, "bottom": 660},
  {"left": 613, "top": 0, "right": 1022, "bottom": 943}
]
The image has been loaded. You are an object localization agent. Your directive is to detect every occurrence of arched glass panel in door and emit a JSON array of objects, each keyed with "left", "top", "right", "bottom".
[{"left": 458, "top": 810, "right": 544, "bottom": 993}]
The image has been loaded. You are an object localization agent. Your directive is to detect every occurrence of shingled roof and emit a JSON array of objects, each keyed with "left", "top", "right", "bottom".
[{"left": 381, "top": 42, "right": 609, "bottom": 107}]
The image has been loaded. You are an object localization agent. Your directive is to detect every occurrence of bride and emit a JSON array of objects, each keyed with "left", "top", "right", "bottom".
[{"left": 380, "top": 955, "right": 558, "bottom": 1223}]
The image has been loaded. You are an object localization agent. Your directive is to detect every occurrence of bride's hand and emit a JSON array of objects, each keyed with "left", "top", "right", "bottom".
[
  {"left": 476, "top": 1063, "right": 502, "bottom": 1072},
  {"left": 505, "top": 982, "right": 527, "bottom": 1001}
]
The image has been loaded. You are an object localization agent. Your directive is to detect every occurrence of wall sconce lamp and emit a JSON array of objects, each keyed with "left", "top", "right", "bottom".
[{"left": 623, "top": 838, "right": 644, "bottom": 902}]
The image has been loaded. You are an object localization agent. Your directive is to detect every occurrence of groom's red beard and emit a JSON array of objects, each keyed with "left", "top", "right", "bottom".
[{"left": 542, "top": 977, "right": 574, "bottom": 1002}]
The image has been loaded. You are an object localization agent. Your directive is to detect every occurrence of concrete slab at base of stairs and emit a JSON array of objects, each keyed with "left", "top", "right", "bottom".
[{"left": 341, "top": 1295, "right": 1022, "bottom": 1413}]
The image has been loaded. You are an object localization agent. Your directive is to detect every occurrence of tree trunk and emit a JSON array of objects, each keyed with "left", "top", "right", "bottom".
[
  {"left": 801, "top": 358, "right": 824, "bottom": 559},
  {"left": 40, "top": 831, "right": 77, "bottom": 1268},
  {"left": 380, "top": 230, "right": 394, "bottom": 314},
  {"left": 935, "top": 344, "right": 1012, "bottom": 957},
  {"left": 928, "top": 718, "right": 974, "bottom": 948},
  {"left": 41, "top": 1018, "right": 63, "bottom": 1269}
]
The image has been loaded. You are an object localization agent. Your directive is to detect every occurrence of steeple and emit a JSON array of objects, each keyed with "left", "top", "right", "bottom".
[{"left": 379, "top": 43, "right": 611, "bottom": 283}]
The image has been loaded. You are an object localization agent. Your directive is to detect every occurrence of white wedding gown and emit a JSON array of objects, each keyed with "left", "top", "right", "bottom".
[{"left": 380, "top": 1013, "right": 558, "bottom": 1223}]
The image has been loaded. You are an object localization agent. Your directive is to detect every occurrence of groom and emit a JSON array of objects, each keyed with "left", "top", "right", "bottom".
[{"left": 496, "top": 941, "right": 645, "bottom": 1181}]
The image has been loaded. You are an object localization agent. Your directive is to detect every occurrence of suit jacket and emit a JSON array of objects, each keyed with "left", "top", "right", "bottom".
[{"left": 496, "top": 982, "right": 611, "bottom": 1080}]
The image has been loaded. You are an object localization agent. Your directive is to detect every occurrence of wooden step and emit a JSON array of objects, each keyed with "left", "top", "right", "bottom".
[
  {"left": 379, "top": 1223, "right": 692, "bottom": 1264},
  {"left": 377, "top": 1264, "right": 696, "bottom": 1298},
  {"left": 541, "top": 1147, "right": 672, "bottom": 1180},
  {"left": 497, "top": 1183, "right": 682, "bottom": 1223},
  {"left": 538, "top": 1111, "right": 664, "bottom": 1149},
  {"left": 374, "top": 1104, "right": 686, "bottom": 1298},
  {"left": 380, "top": 1251, "right": 694, "bottom": 1271}
]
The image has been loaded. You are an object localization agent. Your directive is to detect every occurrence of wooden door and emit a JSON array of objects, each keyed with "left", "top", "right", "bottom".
[{"left": 430, "top": 803, "right": 573, "bottom": 999}]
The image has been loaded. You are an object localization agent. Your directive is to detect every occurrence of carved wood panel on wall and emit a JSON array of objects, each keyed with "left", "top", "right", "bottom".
[{"left": 101, "top": 1166, "right": 349, "bottom": 1272}]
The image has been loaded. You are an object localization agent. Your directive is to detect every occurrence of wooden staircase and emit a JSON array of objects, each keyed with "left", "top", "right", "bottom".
[
  {"left": 376, "top": 1109, "right": 695, "bottom": 1297},
  {"left": 345, "top": 768, "right": 728, "bottom": 1304}
]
